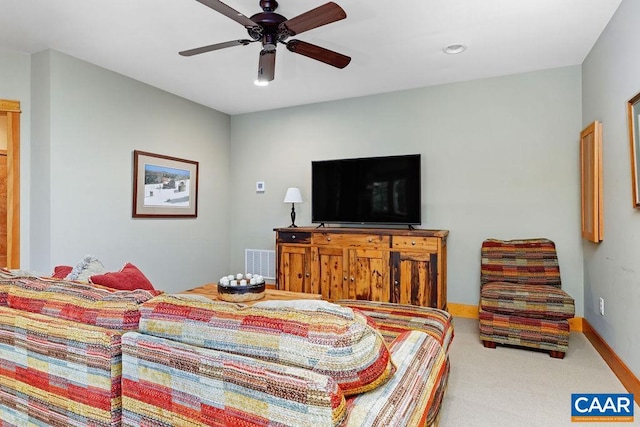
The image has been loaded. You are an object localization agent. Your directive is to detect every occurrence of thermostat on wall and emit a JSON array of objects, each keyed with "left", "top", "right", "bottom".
[{"left": 256, "top": 181, "right": 265, "bottom": 193}]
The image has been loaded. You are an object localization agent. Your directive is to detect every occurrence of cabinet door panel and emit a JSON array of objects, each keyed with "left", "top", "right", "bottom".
[
  {"left": 312, "top": 246, "right": 346, "bottom": 301},
  {"left": 393, "top": 252, "right": 437, "bottom": 307},
  {"left": 350, "top": 249, "right": 390, "bottom": 302},
  {"left": 279, "top": 246, "right": 310, "bottom": 293}
]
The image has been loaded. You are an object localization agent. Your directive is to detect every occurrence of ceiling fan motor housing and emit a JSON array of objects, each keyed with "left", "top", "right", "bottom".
[
  {"left": 259, "top": 0, "right": 279, "bottom": 12},
  {"left": 249, "top": 11, "right": 288, "bottom": 47}
]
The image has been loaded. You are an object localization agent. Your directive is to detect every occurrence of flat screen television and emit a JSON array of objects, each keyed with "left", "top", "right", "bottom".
[{"left": 311, "top": 154, "right": 421, "bottom": 225}]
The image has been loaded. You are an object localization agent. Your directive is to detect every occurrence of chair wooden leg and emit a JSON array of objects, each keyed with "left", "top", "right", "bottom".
[
  {"left": 549, "top": 350, "right": 565, "bottom": 359},
  {"left": 482, "top": 340, "right": 497, "bottom": 349}
]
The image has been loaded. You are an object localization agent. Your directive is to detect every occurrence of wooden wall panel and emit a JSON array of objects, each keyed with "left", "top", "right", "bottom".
[
  {"left": 580, "top": 121, "right": 603, "bottom": 243},
  {"left": 0, "top": 100, "right": 21, "bottom": 268},
  {"left": 0, "top": 153, "right": 6, "bottom": 267}
]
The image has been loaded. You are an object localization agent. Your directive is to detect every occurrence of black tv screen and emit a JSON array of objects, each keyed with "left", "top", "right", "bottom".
[{"left": 312, "top": 154, "right": 421, "bottom": 225}]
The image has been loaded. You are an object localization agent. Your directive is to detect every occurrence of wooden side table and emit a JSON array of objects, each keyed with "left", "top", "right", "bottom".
[{"left": 181, "top": 283, "right": 322, "bottom": 306}]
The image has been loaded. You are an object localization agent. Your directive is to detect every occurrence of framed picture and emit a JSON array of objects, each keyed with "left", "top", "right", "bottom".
[
  {"left": 628, "top": 91, "right": 640, "bottom": 208},
  {"left": 132, "top": 150, "right": 199, "bottom": 218}
]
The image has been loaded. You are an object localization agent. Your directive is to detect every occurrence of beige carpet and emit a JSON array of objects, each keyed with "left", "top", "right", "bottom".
[{"left": 438, "top": 317, "right": 639, "bottom": 427}]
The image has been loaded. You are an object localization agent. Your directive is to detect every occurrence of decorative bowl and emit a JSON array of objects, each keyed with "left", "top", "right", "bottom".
[{"left": 217, "top": 281, "right": 266, "bottom": 302}]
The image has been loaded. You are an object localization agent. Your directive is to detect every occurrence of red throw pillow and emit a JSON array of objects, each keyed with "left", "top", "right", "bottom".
[
  {"left": 52, "top": 265, "right": 73, "bottom": 279},
  {"left": 90, "top": 263, "right": 155, "bottom": 291}
]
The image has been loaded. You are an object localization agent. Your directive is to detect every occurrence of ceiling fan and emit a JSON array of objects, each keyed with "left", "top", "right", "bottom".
[{"left": 180, "top": 0, "right": 351, "bottom": 85}]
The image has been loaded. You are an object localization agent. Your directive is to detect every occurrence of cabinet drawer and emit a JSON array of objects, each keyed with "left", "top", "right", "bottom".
[
  {"left": 392, "top": 236, "right": 439, "bottom": 251},
  {"left": 277, "top": 231, "right": 311, "bottom": 244},
  {"left": 312, "top": 233, "right": 390, "bottom": 248}
]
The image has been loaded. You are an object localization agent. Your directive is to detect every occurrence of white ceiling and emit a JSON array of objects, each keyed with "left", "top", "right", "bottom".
[{"left": 0, "top": 0, "right": 622, "bottom": 115}]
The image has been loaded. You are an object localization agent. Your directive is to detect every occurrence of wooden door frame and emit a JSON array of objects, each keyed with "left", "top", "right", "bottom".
[{"left": 1, "top": 99, "right": 20, "bottom": 268}]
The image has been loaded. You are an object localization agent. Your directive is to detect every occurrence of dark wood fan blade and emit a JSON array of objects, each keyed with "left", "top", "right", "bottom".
[
  {"left": 257, "top": 50, "right": 276, "bottom": 82},
  {"left": 279, "top": 2, "right": 346, "bottom": 36},
  {"left": 179, "top": 39, "right": 253, "bottom": 56},
  {"left": 196, "top": 0, "right": 258, "bottom": 28},
  {"left": 286, "top": 40, "right": 350, "bottom": 68}
]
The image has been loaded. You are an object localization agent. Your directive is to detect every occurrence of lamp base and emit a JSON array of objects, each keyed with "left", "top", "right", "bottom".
[{"left": 289, "top": 203, "right": 298, "bottom": 227}]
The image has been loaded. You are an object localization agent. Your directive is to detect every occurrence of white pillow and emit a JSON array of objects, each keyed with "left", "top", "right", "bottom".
[{"left": 65, "top": 255, "right": 106, "bottom": 282}]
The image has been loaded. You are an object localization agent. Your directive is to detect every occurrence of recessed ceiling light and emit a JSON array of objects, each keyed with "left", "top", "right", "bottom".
[{"left": 443, "top": 44, "right": 466, "bottom": 55}]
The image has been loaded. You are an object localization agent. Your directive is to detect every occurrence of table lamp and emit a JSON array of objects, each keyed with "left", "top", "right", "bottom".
[{"left": 283, "top": 187, "right": 303, "bottom": 227}]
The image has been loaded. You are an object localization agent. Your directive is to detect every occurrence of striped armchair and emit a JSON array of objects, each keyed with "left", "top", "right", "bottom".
[{"left": 478, "top": 238, "right": 575, "bottom": 358}]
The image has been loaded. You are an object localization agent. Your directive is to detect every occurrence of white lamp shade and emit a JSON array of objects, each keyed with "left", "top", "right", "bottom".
[{"left": 283, "top": 187, "right": 303, "bottom": 203}]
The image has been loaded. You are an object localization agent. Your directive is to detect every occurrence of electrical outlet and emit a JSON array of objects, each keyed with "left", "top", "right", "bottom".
[{"left": 599, "top": 297, "right": 605, "bottom": 316}]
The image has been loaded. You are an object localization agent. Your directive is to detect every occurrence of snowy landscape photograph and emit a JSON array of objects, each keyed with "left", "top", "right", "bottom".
[
  {"left": 143, "top": 164, "right": 191, "bottom": 207},
  {"left": 132, "top": 150, "right": 199, "bottom": 218}
]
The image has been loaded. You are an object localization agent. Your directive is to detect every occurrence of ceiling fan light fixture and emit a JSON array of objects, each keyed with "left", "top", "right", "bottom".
[
  {"left": 254, "top": 79, "right": 269, "bottom": 86},
  {"left": 443, "top": 44, "right": 466, "bottom": 54}
]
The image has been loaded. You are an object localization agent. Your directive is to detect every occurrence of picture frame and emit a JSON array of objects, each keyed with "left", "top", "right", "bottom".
[
  {"left": 628, "top": 91, "right": 640, "bottom": 208},
  {"left": 132, "top": 150, "right": 199, "bottom": 218}
]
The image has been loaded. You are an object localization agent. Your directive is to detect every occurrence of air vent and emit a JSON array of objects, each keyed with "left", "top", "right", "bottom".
[{"left": 245, "top": 249, "right": 276, "bottom": 280}]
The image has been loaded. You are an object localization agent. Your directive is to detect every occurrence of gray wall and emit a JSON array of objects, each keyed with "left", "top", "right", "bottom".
[
  {"left": 28, "top": 51, "right": 232, "bottom": 292},
  {"left": 0, "top": 50, "right": 32, "bottom": 266},
  {"left": 30, "top": 51, "right": 51, "bottom": 271},
  {"left": 230, "top": 66, "right": 585, "bottom": 314},
  {"left": 582, "top": 0, "right": 640, "bottom": 380}
]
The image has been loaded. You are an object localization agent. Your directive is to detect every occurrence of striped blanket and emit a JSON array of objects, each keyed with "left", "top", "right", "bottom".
[
  {"left": 121, "top": 297, "right": 453, "bottom": 426},
  {"left": 0, "top": 306, "right": 123, "bottom": 426},
  {"left": 336, "top": 299, "right": 454, "bottom": 352},
  {"left": 0, "top": 275, "right": 158, "bottom": 426}
]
